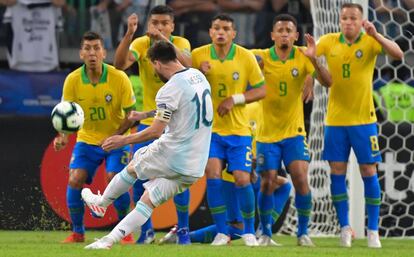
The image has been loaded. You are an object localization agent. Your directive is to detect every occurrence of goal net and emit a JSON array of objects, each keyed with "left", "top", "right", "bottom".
[{"left": 280, "top": 0, "right": 414, "bottom": 237}]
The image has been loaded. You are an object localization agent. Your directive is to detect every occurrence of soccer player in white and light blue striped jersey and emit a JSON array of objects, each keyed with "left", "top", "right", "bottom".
[{"left": 81, "top": 41, "right": 213, "bottom": 249}]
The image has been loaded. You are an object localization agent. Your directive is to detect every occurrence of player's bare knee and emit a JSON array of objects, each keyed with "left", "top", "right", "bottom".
[
  {"left": 329, "top": 162, "right": 347, "bottom": 175},
  {"left": 260, "top": 171, "right": 278, "bottom": 193},
  {"left": 292, "top": 177, "right": 310, "bottom": 195},
  {"left": 360, "top": 164, "right": 378, "bottom": 177},
  {"left": 205, "top": 167, "right": 221, "bottom": 179},
  {"left": 260, "top": 178, "right": 274, "bottom": 194},
  {"left": 275, "top": 176, "right": 288, "bottom": 186},
  {"left": 68, "top": 178, "right": 83, "bottom": 189},
  {"left": 234, "top": 171, "right": 251, "bottom": 187},
  {"left": 206, "top": 158, "right": 223, "bottom": 179},
  {"left": 68, "top": 170, "right": 87, "bottom": 189}
]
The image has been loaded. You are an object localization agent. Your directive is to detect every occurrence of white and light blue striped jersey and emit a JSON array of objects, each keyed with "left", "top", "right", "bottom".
[{"left": 154, "top": 68, "right": 213, "bottom": 178}]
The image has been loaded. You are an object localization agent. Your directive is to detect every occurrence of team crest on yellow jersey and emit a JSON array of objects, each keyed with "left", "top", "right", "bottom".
[
  {"left": 355, "top": 49, "right": 363, "bottom": 59},
  {"left": 291, "top": 68, "right": 299, "bottom": 77},
  {"left": 232, "top": 71, "right": 240, "bottom": 80},
  {"left": 105, "top": 93, "right": 112, "bottom": 103}
]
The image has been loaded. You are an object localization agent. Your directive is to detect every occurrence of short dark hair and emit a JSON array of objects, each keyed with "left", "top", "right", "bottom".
[
  {"left": 211, "top": 13, "right": 235, "bottom": 28},
  {"left": 80, "top": 31, "right": 104, "bottom": 48},
  {"left": 341, "top": 3, "right": 363, "bottom": 14},
  {"left": 272, "top": 14, "right": 298, "bottom": 28},
  {"left": 147, "top": 41, "right": 177, "bottom": 63},
  {"left": 150, "top": 5, "right": 174, "bottom": 20}
]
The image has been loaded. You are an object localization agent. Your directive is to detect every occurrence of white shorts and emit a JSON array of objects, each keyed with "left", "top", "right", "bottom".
[{"left": 131, "top": 144, "right": 199, "bottom": 207}]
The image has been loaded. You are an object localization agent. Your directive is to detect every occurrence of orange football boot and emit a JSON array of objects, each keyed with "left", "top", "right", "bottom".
[{"left": 61, "top": 232, "right": 85, "bottom": 243}]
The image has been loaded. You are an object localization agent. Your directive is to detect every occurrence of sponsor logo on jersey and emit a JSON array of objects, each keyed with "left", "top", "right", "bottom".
[{"left": 371, "top": 151, "right": 381, "bottom": 157}]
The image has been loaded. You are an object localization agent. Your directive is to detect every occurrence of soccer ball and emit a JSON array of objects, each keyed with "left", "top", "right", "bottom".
[{"left": 51, "top": 101, "right": 84, "bottom": 134}]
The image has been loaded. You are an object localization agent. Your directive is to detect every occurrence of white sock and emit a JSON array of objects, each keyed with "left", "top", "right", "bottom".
[
  {"left": 100, "top": 168, "right": 136, "bottom": 207},
  {"left": 108, "top": 201, "right": 153, "bottom": 242}
]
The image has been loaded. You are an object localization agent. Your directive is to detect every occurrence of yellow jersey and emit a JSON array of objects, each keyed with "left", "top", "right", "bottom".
[
  {"left": 317, "top": 32, "right": 382, "bottom": 126},
  {"left": 62, "top": 63, "right": 136, "bottom": 145},
  {"left": 192, "top": 43, "right": 265, "bottom": 136},
  {"left": 252, "top": 46, "right": 314, "bottom": 142},
  {"left": 129, "top": 35, "right": 191, "bottom": 125}
]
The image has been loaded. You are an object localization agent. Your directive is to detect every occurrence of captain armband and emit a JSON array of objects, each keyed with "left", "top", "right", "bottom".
[{"left": 155, "top": 108, "right": 172, "bottom": 123}]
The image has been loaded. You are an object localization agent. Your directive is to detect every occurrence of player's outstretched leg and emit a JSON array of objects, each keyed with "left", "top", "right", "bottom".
[
  {"left": 85, "top": 201, "right": 152, "bottom": 249},
  {"left": 113, "top": 192, "right": 135, "bottom": 244},
  {"left": 159, "top": 225, "right": 179, "bottom": 244},
  {"left": 85, "top": 176, "right": 188, "bottom": 250},
  {"left": 82, "top": 168, "right": 137, "bottom": 218},
  {"left": 81, "top": 188, "right": 107, "bottom": 218},
  {"left": 159, "top": 225, "right": 194, "bottom": 245}
]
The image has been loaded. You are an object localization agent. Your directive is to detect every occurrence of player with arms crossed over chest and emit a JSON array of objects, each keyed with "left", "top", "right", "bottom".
[
  {"left": 81, "top": 41, "right": 213, "bottom": 250},
  {"left": 114, "top": 5, "right": 192, "bottom": 244},
  {"left": 54, "top": 31, "right": 136, "bottom": 244},
  {"left": 316, "top": 3, "right": 403, "bottom": 248},
  {"left": 192, "top": 13, "right": 266, "bottom": 246},
  {"left": 252, "top": 14, "right": 332, "bottom": 247}
]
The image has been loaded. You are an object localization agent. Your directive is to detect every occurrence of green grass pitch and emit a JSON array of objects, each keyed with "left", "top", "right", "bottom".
[{"left": 1, "top": 231, "right": 413, "bottom": 257}]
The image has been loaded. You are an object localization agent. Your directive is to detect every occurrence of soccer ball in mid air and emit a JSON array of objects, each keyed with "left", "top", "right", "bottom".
[{"left": 51, "top": 101, "right": 84, "bottom": 134}]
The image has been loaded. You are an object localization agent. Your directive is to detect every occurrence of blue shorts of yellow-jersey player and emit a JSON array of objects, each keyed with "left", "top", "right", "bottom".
[
  {"left": 209, "top": 133, "right": 252, "bottom": 173},
  {"left": 69, "top": 142, "right": 130, "bottom": 184},
  {"left": 133, "top": 124, "right": 154, "bottom": 152},
  {"left": 256, "top": 135, "right": 310, "bottom": 173},
  {"left": 323, "top": 123, "right": 382, "bottom": 164}
]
